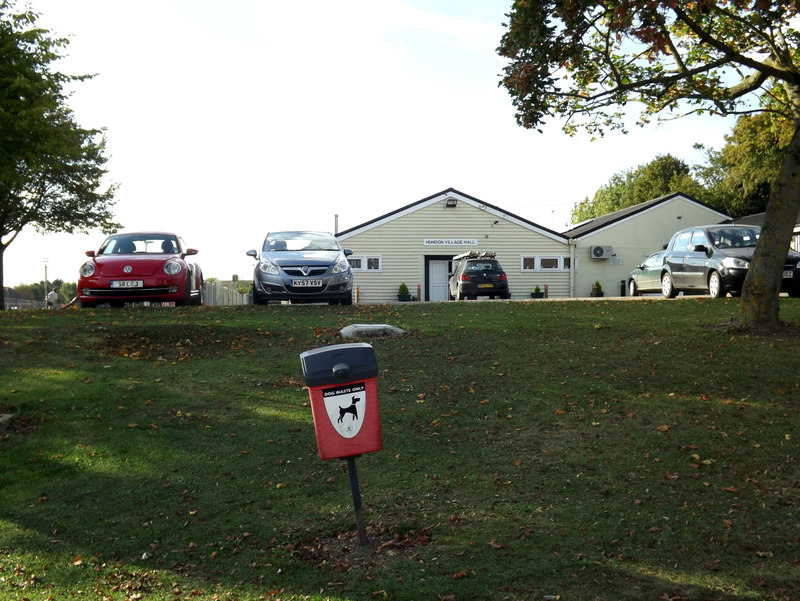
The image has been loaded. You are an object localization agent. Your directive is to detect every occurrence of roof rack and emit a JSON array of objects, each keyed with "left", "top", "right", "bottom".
[{"left": 452, "top": 250, "right": 496, "bottom": 260}]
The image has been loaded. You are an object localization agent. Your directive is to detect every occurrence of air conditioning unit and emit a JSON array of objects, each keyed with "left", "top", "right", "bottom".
[{"left": 590, "top": 245, "right": 613, "bottom": 259}]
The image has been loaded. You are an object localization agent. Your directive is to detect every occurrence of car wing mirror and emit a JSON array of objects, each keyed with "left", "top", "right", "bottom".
[
  {"left": 692, "top": 244, "right": 709, "bottom": 254},
  {"left": 343, "top": 248, "right": 353, "bottom": 256},
  {"left": 85, "top": 250, "right": 96, "bottom": 257},
  {"left": 246, "top": 249, "right": 258, "bottom": 259},
  {"left": 185, "top": 248, "right": 198, "bottom": 256}
]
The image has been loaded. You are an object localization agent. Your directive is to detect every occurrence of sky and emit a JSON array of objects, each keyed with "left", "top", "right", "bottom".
[{"left": 4, "top": 0, "right": 738, "bottom": 288}]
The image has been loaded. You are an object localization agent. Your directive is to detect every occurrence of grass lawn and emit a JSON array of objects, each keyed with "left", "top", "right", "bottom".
[{"left": 1, "top": 298, "right": 798, "bottom": 601}]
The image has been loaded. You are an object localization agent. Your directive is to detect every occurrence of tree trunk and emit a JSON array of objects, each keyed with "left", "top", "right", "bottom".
[
  {"left": 734, "top": 121, "right": 800, "bottom": 331},
  {"left": 0, "top": 245, "right": 5, "bottom": 310}
]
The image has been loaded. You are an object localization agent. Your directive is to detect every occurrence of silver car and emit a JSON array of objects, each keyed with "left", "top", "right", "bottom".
[{"left": 246, "top": 231, "right": 354, "bottom": 305}]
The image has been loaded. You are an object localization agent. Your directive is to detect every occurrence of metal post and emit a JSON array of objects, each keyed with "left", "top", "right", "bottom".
[{"left": 346, "top": 456, "right": 368, "bottom": 546}]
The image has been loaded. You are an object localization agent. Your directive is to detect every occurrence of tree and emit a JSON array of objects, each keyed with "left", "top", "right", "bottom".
[
  {"left": 696, "top": 111, "right": 794, "bottom": 218},
  {"left": 571, "top": 154, "right": 709, "bottom": 223},
  {"left": 0, "top": 1, "right": 120, "bottom": 310},
  {"left": 498, "top": 0, "right": 800, "bottom": 331}
]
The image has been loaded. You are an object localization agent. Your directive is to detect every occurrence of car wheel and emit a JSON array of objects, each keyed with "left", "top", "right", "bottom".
[
  {"left": 252, "top": 283, "right": 268, "bottom": 305},
  {"left": 628, "top": 279, "right": 638, "bottom": 297},
  {"left": 177, "top": 274, "right": 193, "bottom": 306},
  {"left": 708, "top": 271, "right": 724, "bottom": 298},
  {"left": 455, "top": 291, "right": 464, "bottom": 301},
  {"left": 191, "top": 278, "right": 205, "bottom": 306},
  {"left": 661, "top": 272, "right": 677, "bottom": 298},
  {"left": 341, "top": 293, "right": 353, "bottom": 305},
  {"left": 79, "top": 300, "right": 95, "bottom": 309}
]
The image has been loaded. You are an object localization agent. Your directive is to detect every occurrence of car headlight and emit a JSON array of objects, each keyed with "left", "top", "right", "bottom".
[
  {"left": 721, "top": 257, "right": 749, "bottom": 270},
  {"left": 80, "top": 262, "right": 95, "bottom": 277},
  {"left": 163, "top": 261, "right": 183, "bottom": 275},
  {"left": 258, "top": 259, "right": 279, "bottom": 275},
  {"left": 332, "top": 257, "right": 350, "bottom": 274}
]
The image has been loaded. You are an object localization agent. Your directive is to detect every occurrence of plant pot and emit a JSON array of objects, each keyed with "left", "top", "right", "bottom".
[
  {"left": 590, "top": 292, "right": 604, "bottom": 297},
  {"left": 397, "top": 294, "right": 412, "bottom": 302},
  {"left": 530, "top": 292, "right": 544, "bottom": 299}
]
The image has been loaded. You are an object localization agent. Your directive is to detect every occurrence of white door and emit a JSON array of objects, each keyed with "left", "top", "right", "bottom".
[{"left": 428, "top": 260, "right": 450, "bottom": 301}]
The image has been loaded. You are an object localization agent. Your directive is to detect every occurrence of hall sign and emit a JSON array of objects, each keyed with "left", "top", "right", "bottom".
[{"left": 423, "top": 238, "right": 478, "bottom": 246}]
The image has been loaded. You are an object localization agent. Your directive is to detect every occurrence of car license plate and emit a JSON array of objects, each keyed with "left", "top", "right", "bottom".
[
  {"left": 292, "top": 279, "right": 323, "bottom": 287},
  {"left": 783, "top": 271, "right": 793, "bottom": 279},
  {"left": 111, "top": 280, "right": 143, "bottom": 288},
  {"left": 478, "top": 283, "right": 494, "bottom": 288}
]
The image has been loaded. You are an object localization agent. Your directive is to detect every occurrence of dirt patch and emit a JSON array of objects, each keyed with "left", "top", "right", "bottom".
[{"left": 284, "top": 526, "right": 432, "bottom": 571}]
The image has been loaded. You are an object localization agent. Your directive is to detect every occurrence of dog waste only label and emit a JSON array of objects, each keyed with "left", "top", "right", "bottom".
[{"left": 322, "top": 382, "right": 366, "bottom": 438}]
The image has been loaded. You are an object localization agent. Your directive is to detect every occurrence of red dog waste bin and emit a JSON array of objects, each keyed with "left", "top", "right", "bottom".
[{"left": 299, "top": 342, "right": 382, "bottom": 460}]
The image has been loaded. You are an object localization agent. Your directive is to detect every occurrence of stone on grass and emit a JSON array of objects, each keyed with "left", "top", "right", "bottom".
[{"left": 339, "top": 324, "right": 408, "bottom": 339}]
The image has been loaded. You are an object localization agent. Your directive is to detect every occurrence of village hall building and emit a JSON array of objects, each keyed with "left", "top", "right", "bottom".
[{"left": 335, "top": 188, "right": 729, "bottom": 303}]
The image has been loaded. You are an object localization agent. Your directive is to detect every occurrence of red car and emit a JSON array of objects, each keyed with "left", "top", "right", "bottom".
[{"left": 78, "top": 232, "right": 204, "bottom": 308}]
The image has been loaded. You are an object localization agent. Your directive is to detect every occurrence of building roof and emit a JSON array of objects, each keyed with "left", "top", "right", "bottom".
[
  {"left": 335, "top": 187, "right": 568, "bottom": 243},
  {"left": 560, "top": 192, "right": 729, "bottom": 238}
]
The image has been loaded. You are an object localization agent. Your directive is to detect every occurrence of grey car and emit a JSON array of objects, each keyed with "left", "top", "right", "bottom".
[
  {"left": 661, "top": 224, "right": 800, "bottom": 298},
  {"left": 627, "top": 251, "right": 665, "bottom": 296},
  {"left": 246, "top": 231, "right": 354, "bottom": 305}
]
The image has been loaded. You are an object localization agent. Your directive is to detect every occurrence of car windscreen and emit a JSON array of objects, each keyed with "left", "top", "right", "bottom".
[
  {"left": 263, "top": 232, "right": 339, "bottom": 252},
  {"left": 708, "top": 227, "right": 760, "bottom": 249},
  {"left": 100, "top": 235, "right": 179, "bottom": 254}
]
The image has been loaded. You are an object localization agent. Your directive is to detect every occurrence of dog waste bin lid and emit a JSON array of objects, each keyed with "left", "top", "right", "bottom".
[{"left": 299, "top": 342, "right": 378, "bottom": 388}]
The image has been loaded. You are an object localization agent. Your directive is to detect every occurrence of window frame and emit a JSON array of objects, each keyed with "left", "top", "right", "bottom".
[
  {"left": 348, "top": 255, "right": 382, "bottom": 272},
  {"left": 520, "top": 255, "right": 577, "bottom": 272}
]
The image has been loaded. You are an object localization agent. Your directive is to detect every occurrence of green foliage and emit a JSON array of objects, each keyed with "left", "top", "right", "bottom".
[
  {"left": 234, "top": 279, "right": 253, "bottom": 295},
  {"left": 498, "top": 2, "right": 800, "bottom": 135},
  {"left": 696, "top": 112, "right": 794, "bottom": 217},
  {"left": 59, "top": 281, "right": 76, "bottom": 301},
  {"left": 398, "top": 282, "right": 410, "bottom": 295},
  {"left": 1, "top": 301, "right": 799, "bottom": 600},
  {"left": 570, "top": 154, "right": 709, "bottom": 223},
  {"left": 0, "top": 1, "right": 120, "bottom": 307}
]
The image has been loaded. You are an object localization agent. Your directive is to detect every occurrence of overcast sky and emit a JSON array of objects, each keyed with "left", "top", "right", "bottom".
[{"left": 5, "top": 0, "right": 737, "bottom": 288}]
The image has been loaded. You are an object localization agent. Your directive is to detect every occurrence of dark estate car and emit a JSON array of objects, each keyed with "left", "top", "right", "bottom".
[
  {"left": 627, "top": 251, "right": 665, "bottom": 296},
  {"left": 78, "top": 232, "right": 204, "bottom": 308},
  {"left": 246, "top": 231, "right": 354, "bottom": 305},
  {"left": 448, "top": 250, "right": 510, "bottom": 300},
  {"left": 661, "top": 224, "right": 800, "bottom": 298}
]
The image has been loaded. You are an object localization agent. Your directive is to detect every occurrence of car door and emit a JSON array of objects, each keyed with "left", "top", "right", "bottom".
[
  {"left": 683, "top": 228, "right": 710, "bottom": 290},
  {"left": 641, "top": 252, "right": 664, "bottom": 291},
  {"left": 666, "top": 231, "right": 692, "bottom": 287}
]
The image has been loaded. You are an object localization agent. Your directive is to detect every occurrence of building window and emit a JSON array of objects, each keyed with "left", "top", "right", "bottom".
[
  {"left": 348, "top": 255, "right": 382, "bottom": 272},
  {"left": 539, "top": 256, "right": 559, "bottom": 270},
  {"left": 521, "top": 256, "right": 577, "bottom": 271}
]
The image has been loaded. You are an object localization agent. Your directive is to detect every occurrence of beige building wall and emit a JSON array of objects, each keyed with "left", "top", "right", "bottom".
[
  {"left": 338, "top": 191, "right": 570, "bottom": 303},
  {"left": 571, "top": 196, "right": 729, "bottom": 297}
]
